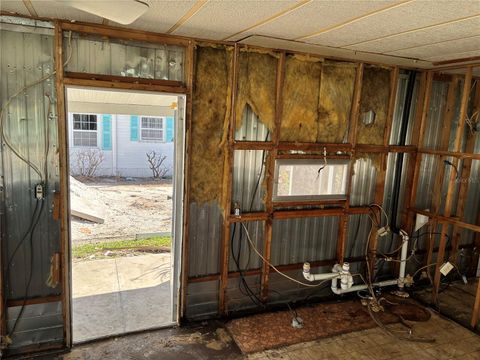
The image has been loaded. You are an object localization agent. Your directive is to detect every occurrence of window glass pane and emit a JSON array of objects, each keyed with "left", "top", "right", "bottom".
[{"left": 274, "top": 159, "right": 349, "bottom": 201}]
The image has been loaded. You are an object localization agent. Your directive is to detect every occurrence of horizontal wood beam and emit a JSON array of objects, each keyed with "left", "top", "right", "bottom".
[
  {"left": 410, "top": 208, "right": 480, "bottom": 233},
  {"left": 418, "top": 148, "right": 480, "bottom": 160}
]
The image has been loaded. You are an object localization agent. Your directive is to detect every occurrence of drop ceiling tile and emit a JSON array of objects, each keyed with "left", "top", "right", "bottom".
[
  {"left": 427, "top": 49, "right": 480, "bottom": 62},
  {"left": 228, "top": 0, "right": 401, "bottom": 41},
  {"left": 388, "top": 35, "right": 480, "bottom": 60},
  {"left": 0, "top": 1, "right": 28, "bottom": 15},
  {"left": 171, "top": 0, "right": 298, "bottom": 40},
  {"left": 306, "top": 0, "right": 480, "bottom": 48},
  {"left": 346, "top": 17, "right": 480, "bottom": 54}
]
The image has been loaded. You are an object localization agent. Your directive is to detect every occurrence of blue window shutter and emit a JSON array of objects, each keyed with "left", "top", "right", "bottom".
[
  {"left": 131, "top": 115, "right": 139, "bottom": 141},
  {"left": 102, "top": 114, "right": 112, "bottom": 150},
  {"left": 166, "top": 116, "right": 174, "bottom": 142}
]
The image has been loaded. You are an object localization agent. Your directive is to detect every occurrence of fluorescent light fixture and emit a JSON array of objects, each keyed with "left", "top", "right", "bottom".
[{"left": 58, "top": 0, "right": 149, "bottom": 25}]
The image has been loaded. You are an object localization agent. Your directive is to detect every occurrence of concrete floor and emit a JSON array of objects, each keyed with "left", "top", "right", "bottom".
[
  {"left": 72, "top": 253, "right": 172, "bottom": 343},
  {"left": 60, "top": 310, "right": 479, "bottom": 360}
]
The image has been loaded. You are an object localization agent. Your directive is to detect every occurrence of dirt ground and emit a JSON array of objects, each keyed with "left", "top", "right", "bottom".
[{"left": 71, "top": 178, "right": 173, "bottom": 243}]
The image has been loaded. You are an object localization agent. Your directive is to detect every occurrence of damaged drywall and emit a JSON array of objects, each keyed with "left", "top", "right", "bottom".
[
  {"left": 280, "top": 55, "right": 322, "bottom": 142},
  {"left": 317, "top": 60, "right": 356, "bottom": 143},
  {"left": 190, "top": 45, "right": 232, "bottom": 203},
  {"left": 357, "top": 66, "right": 391, "bottom": 145},
  {"left": 236, "top": 50, "right": 278, "bottom": 133}
]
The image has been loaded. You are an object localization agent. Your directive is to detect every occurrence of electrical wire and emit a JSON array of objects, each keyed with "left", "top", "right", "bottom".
[{"left": 240, "top": 222, "right": 336, "bottom": 288}]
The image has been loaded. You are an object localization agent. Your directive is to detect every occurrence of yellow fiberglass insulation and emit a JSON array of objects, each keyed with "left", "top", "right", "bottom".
[
  {"left": 357, "top": 66, "right": 391, "bottom": 145},
  {"left": 280, "top": 55, "right": 322, "bottom": 142},
  {"left": 190, "top": 46, "right": 232, "bottom": 204},
  {"left": 236, "top": 50, "right": 277, "bottom": 133},
  {"left": 317, "top": 61, "right": 356, "bottom": 143}
]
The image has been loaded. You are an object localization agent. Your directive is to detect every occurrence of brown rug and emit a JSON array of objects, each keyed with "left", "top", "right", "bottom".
[{"left": 226, "top": 299, "right": 430, "bottom": 353}]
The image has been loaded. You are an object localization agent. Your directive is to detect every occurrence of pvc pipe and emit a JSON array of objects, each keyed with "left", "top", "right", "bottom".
[
  {"left": 303, "top": 262, "right": 339, "bottom": 282},
  {"left": 331, "top": 279, "right": 398, "bottom": 295},
  {"left": 398, "top": 231, "right": 409, "bottom": 289}
]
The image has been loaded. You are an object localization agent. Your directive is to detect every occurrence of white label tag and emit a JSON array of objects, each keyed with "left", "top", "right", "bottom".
[{"left": 440, "top": 262, "right": 454, "bottom": 276}]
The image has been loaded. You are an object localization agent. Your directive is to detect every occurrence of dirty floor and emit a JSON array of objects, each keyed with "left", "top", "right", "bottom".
[
  {"left": 59, "top": 310, "right": 479, "bottom": 360},
  {"left": 72, "top": 253, "right": 172, "bottom": 343}
]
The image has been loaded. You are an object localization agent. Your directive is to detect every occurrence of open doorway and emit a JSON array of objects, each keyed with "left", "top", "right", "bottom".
[{"left": 65, "top": 87, "right": 185, "bottom": 343}]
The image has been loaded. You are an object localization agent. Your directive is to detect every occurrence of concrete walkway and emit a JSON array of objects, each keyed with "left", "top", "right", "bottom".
[{"left": 72, "top": 253, "right": 172, "bottom": 343}]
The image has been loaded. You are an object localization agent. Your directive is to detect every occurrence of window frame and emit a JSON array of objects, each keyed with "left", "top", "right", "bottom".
[
  {"left": 272, "top": 158, "right": 350, "bottom": 202},
  {"left": 140, "top": 116, "right": 166, "bottom": 142},
  {"left": 72, "top": 113, "right": 98, "bottom": 148}
]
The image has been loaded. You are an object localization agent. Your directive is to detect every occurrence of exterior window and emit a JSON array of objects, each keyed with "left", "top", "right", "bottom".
[
  {"left": 273, "top": 159, "right": 349, "bottom": 202},
  {"left": 73, "top": 114, "right": 97, "bottom": 147},
  {"left": 141, "top": 117, "right": 164, "bottom": 141}
]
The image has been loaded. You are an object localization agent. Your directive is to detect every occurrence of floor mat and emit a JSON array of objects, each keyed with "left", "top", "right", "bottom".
[{"left": 226, "top": 299, "right": 430, "bottom": 353}]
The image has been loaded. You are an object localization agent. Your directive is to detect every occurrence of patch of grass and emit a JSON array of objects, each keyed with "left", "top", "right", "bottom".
[{"left": 72, "top": 236, "right": 171, "bottom": 259}]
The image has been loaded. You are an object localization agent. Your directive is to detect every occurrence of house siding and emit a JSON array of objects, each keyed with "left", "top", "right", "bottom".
[{"left": 68, "top": 113, "right": 174, "bottom": 178}]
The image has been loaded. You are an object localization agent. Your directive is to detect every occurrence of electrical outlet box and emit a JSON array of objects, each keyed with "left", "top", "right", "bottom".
[
  {"left": 440, "top": 261, "right": 454, "bottom": 276},
  {"left": 35, "top": 183, "right": 45, "bottom": 200}
]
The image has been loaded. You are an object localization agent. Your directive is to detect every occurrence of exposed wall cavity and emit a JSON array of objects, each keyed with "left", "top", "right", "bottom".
[
  {"left": 357, "top": 66, "right": 391, "bottom": 145},
  {"left": 317, "top": 60, "right": 356, "bottom": 143},
  {"left": 236, "top": 50, "right": 277, "bottom": 134},
  {"left": 190, "top": 45, "right": 232, "bottom": 204},
  {"left": 280, "top": 55, "right": 322, "bottom": 142}
]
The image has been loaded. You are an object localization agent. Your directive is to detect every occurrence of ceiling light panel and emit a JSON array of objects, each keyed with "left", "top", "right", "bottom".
[
  {"left": 305, "top": 0, "right": 480, "bottom": 48},
  {"left": 228, "top": 0, "right": 401, "bottom": 42},
  {"left": 31, "top": 0, "right": 103, "bottom": 23},
  {"left": 171, "top": 0, "right": 298, "bottom": 40},
  {"left": 119, "top": 0, "right": 198, "bottom": 33},
  {"left": 349, "top": 17, "right": 480, "bottom": 54}
]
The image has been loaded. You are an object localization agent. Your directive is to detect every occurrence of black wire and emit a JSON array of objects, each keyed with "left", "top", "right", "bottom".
[{"left": 7, "top": 198, "right": 45, "bottom": 337}]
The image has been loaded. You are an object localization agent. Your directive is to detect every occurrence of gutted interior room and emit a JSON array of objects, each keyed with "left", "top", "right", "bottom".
[{"left": 0, "top": 1, "right": 479, "bottom": 359}]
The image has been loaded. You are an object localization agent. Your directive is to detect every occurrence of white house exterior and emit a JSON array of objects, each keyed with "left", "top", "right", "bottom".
[
  {"left": 67, "top": 88, "right": 177, "bottom": 178},
  {"left": 68, "top": 113, "right": 175, "bottom": 178}
]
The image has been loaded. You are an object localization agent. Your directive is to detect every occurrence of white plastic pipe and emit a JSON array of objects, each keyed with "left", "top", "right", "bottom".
[
  {"left": 330, "top": 279, "right": 398, "bottom": 295},
  {"left": 398, "top": 230, "right": 409, "bottom": 289},
  {"left": 303, "top": 262, "right": 339, "bottom": 282}
]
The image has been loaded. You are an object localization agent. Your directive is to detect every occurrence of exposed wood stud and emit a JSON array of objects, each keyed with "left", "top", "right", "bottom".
[
  {"left": 433, "top": 67, "right": 473, "bottom": 303},
  {"left": 54, "top": 22, "right": 71, "bottom": 349},
  {"left": 180, "top": 40, "right": 195, "bottom": 320},
  {"left": 261, "top": 51, "right": 286, "bottom": 302},
  {"left": 219, "top": 44, "right": 240, "bottom": 315}
]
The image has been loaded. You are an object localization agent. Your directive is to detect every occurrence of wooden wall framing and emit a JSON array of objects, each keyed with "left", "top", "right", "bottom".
[{"left": 2, "top": 15, "right": 479, "bottom": 356}]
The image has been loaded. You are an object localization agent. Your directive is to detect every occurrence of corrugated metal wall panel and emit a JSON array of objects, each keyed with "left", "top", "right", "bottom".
[
  {"left": 350, "top": 157, "right": 377, "bottom": 206},
  {"left": 229, "top": 221, "right": 264, "bottom": 271},
  {"left": 188, "top": 202, "right": 222, "bottom": 277},
  {"left": 226, "top": 274, "right": 261, "bottom": 312},
  {"left": 232, "top": 150, "right": 267, "bottom": 212},
  {"left": 271, "top": 217, "right": 339, "bottom": 266},
  {"left": 64, "top": 32, "right": 185, "bottom": 81},
  {"left": 185, "top": 281, "right": 219, "bottom": 320},
  {"left": 1, "top": 23, "right": 63, "bottom": 352},
  {"left": 235, "top": 105, "right": 270, "bottom": 142}
]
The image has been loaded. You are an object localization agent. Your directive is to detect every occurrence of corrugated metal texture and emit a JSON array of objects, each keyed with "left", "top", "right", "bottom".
[
  {"left": 188, "top": 202, "right": 221, "bottom": 277},
  {"left": 345, "top": 214, "right": 371, "bottom": 258},
  {"left": 271, "top": 216, "right": 339, "bottom": 266},
  {"left": 185, "top": 281, "right": 219, "bottom": 320},
  {"left": 415, "top": 154, "right": 440, "bottom": 210},
  {"left": 267, "top": 266, "right": 334, "bottom": 305},
  {"left": 1, "top": 28, "right": 62, "bottom": 300},
  {"left": 232, "top": 150, "right": 267, "bottom": 212},
  {"left": 235, "top": 104, "right": 271, "bottom": 141},
  {"left": 389, "top": 73, "right": 419, "bottom": 146},
  {"left": 463, "top": 159, "right": 480, "bottom": 225},
  {"left": 422, "top": 80, "right": 449, "bottom": 149},
  {"left": 7, "top": 302, "right": 63, "bottom": 351},
  {"left": 350, "top": 157, "right": 377, "bottom": 206},
  {"left": 229, "top": 221, "right": 264, "bottom": 271},
  {"left": 226, "top": 274, "right": 261, "bottom": 312},
  {"left": 64, "top": 32, "right": 185, "bottom": 81}
]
